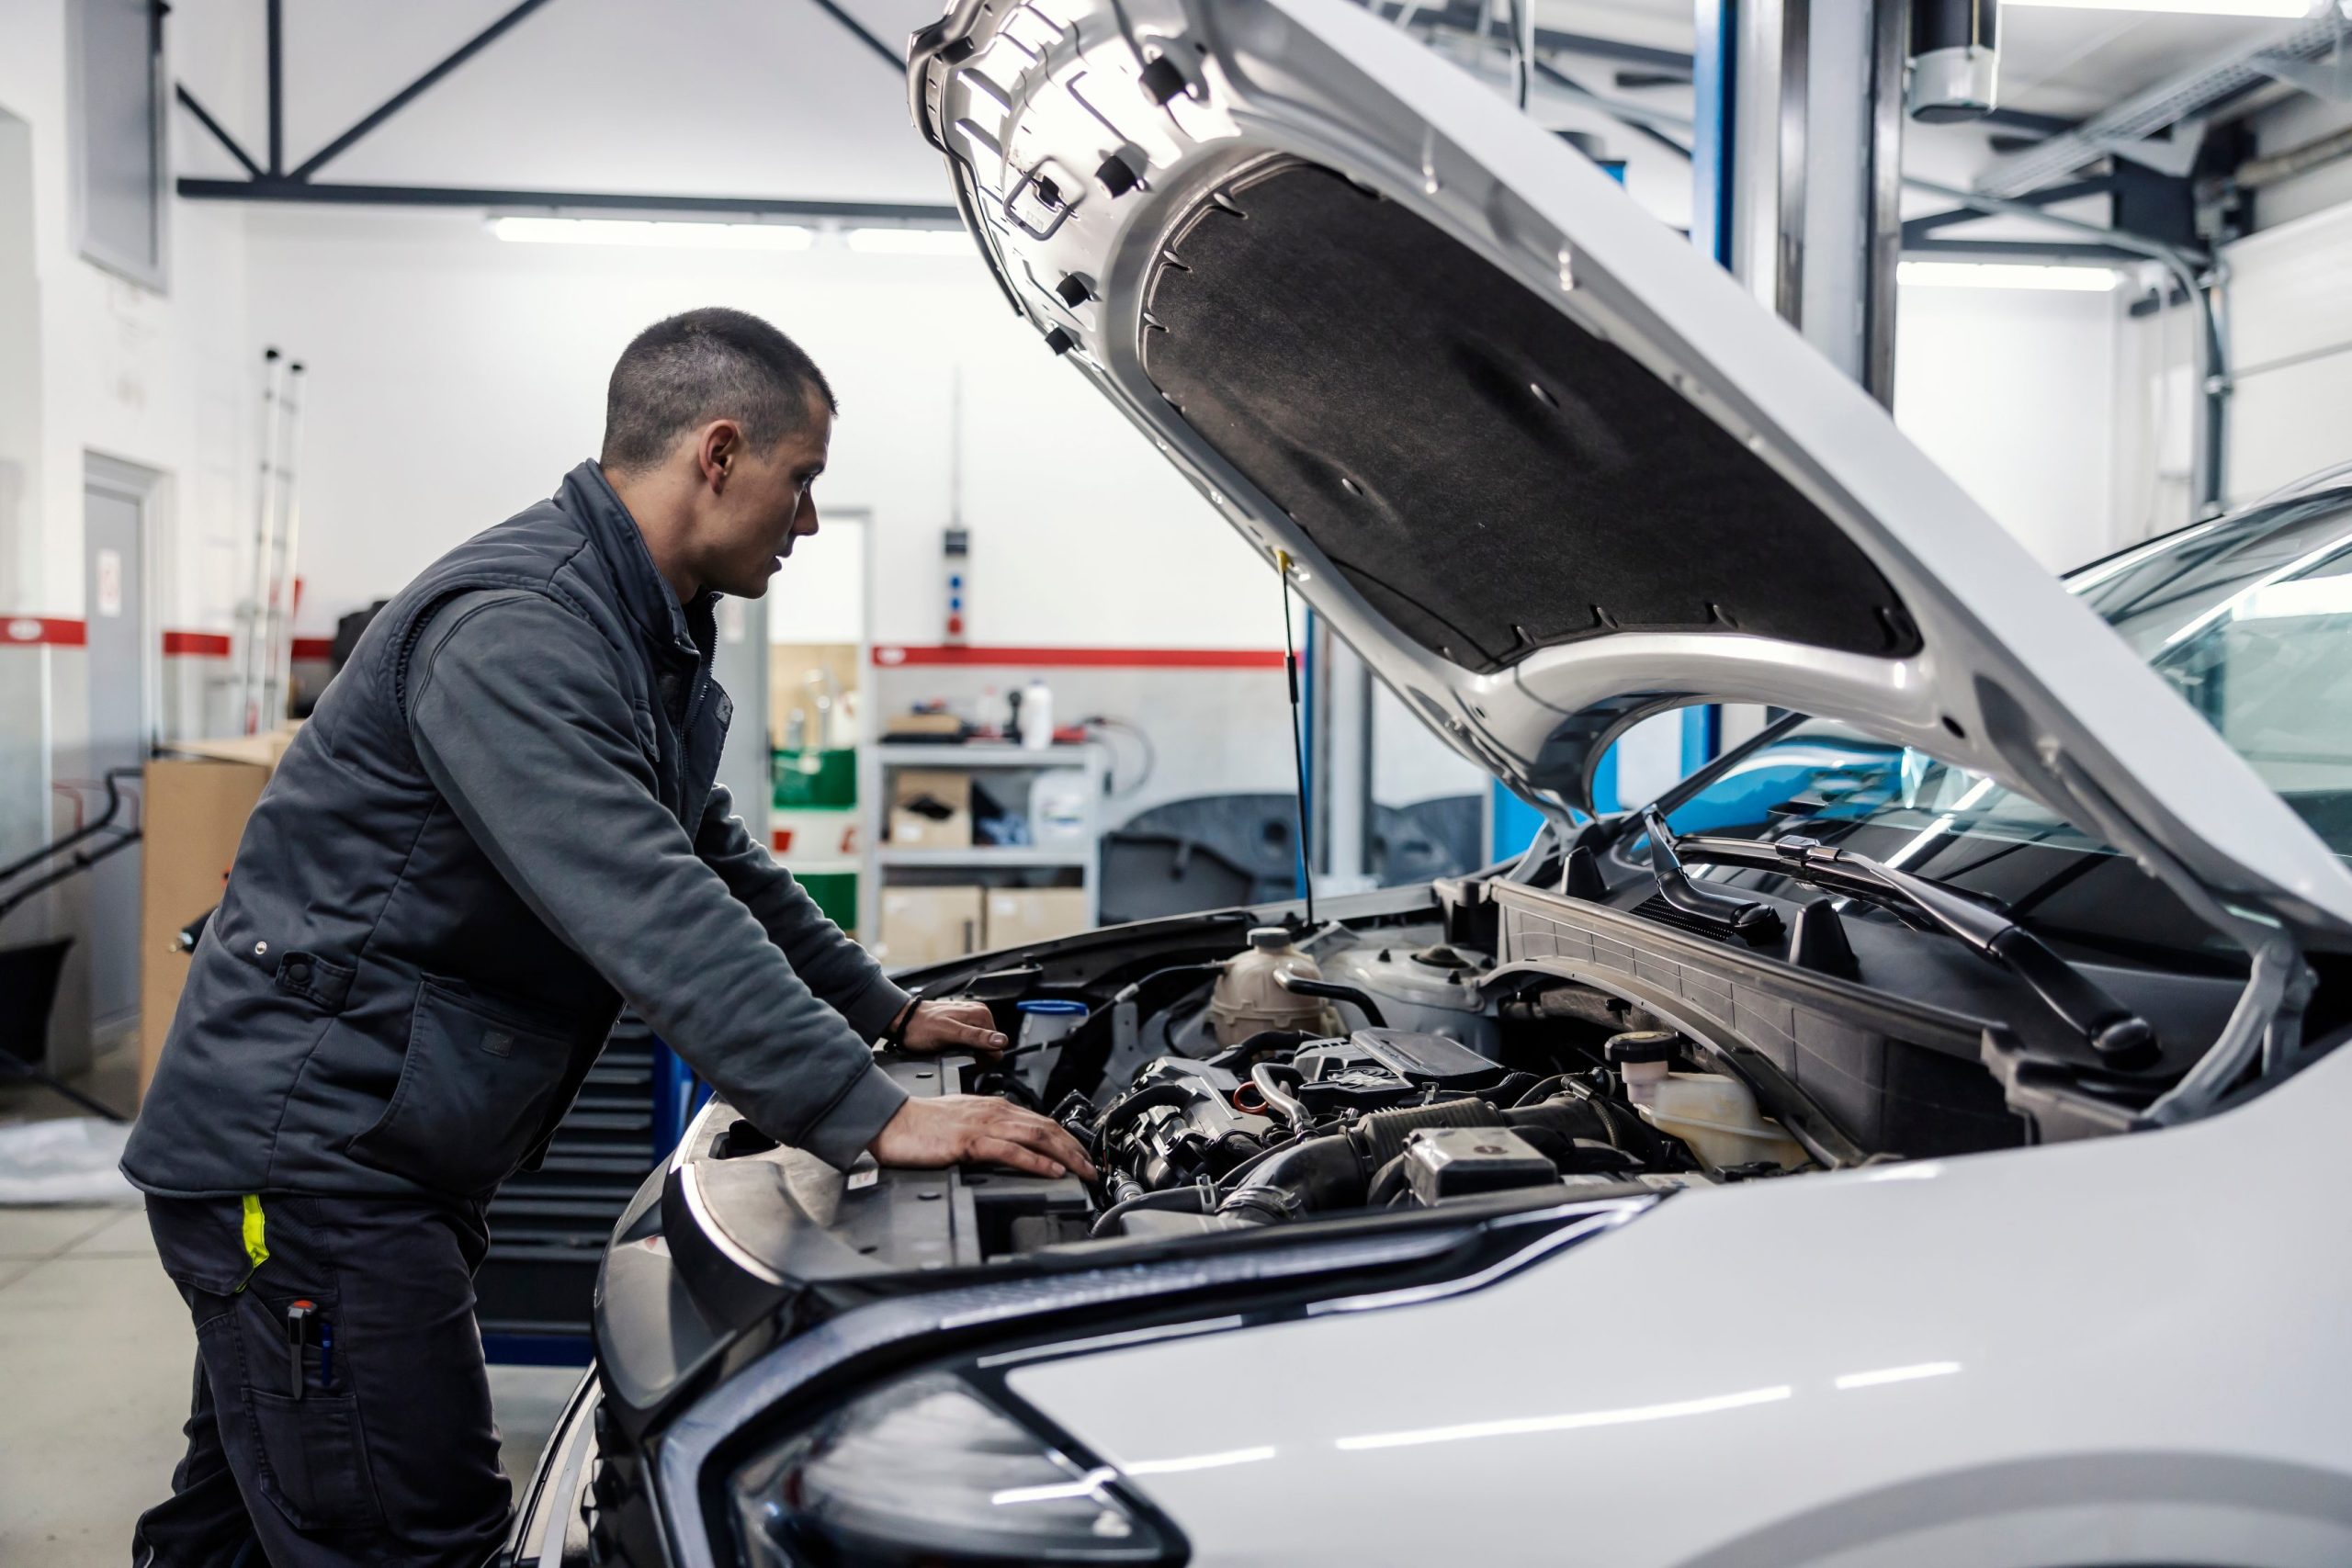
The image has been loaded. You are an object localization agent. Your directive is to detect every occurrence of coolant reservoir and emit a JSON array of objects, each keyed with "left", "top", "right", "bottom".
[
  {"left": 1208, "top": 927, "right": 1334, "bottom": 1046},
  {"left": 1629, "top": 1071, "right": 1808, "bottom": 1171}
]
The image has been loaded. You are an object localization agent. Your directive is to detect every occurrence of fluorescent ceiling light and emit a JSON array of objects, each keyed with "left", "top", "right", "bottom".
[
  {"left": 1897, "top": 260, "right": 2121, "bottom": 291},
  {"left": 489, "top": 216, "right": 814, "bottom": 250},
  {"left": 2004, "top": 0, "right": 2315, "bottom": 16},
  {"left": 843, "top": 227, "right": 976, "bottom": 255}
]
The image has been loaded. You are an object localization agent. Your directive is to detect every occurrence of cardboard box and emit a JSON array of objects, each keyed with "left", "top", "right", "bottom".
[
  {"left": 887, "top": 768, "right": 972, "bottom": 850},
  {"left": 876, "top": 886, "right": 983, "bottom": 969},
  {"left": 139, "top": 752, "right": 277, "bottom": 1096},
  {"left": 984, "top": 887, "right": 1091, "bottom": 950},
  {"left": 167, "top": 731, "right": 300, "bottom": 770}
]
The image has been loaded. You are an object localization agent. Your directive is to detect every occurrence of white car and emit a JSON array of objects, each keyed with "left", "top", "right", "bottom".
[{"left": 510, "top": 2, "right": 2352, "bottom": 1564}]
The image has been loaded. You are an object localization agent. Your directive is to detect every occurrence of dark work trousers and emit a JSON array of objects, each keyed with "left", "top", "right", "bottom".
[{"left": 130, "top": 1194, "right": 512, "bottom": 1568}]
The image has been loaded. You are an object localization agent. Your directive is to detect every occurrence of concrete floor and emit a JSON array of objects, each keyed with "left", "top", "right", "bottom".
[{"left": 0, "top": 1059, "right": 580, "bottom": 1566}]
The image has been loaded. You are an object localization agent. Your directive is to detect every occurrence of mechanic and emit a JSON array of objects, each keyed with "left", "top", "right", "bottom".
[{"left": 121, "top": 306, "right": 1096, "bottom": 1568}]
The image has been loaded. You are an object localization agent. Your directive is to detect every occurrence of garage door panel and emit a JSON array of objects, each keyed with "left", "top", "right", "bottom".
[
  {"left": 2226, "top": 352, "right": 2352, "bottom": 505},
  {"left": 2225, "top": 204, "right": 2352, "bottom": 370}
]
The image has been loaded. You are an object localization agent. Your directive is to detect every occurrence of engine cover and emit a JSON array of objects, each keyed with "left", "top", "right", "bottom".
[{"left": 1290, "top": 1029, "right": 1510, "bottom": 1114}]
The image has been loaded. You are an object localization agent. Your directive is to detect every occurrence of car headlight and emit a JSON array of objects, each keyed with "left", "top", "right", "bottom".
[{"left": 729, "top": 1371, "right": 1184, "bottom": 1566}]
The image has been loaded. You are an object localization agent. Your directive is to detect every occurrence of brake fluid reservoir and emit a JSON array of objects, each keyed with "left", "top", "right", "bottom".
[
  {"left": 1208, "top": 927, "right": 1334, "bottom": 1046},
  {"left": 1629, "top": 1071, "right": 1808, "bottom": 1171}
]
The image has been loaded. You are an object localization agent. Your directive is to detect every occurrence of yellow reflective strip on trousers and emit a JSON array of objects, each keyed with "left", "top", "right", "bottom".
[{"left": 236, "top": 1193, "right": 268, "bottom": 1291}]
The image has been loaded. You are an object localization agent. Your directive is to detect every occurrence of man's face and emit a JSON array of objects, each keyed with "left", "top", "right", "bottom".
[{"left": 701, "top": 400, "right": 831, "bottom": 599}]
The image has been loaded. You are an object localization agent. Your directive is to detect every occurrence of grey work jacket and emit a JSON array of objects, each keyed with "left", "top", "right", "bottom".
[{"left": 123, "top": 462, "right": 910, "bottom": 1201}]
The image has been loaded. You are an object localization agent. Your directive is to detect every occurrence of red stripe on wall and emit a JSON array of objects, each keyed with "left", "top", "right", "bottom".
[
  {"left": 872, "top": 644, "right": 1286, "bottom": 670},
  {"left": 163, "top": 630, "right": 234, "bottom": 657},
  {"left": 1, "top": 616, "right": 86, "bottom": 648},
  {"left": 291, "top": 637, "right": 334, "bottom": 661}
]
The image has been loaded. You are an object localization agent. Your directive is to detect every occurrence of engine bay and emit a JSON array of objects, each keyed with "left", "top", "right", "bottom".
[
  {"left": 948, "top": 919, "right": 1855, "bottom": 1252},
  {"left": 684, "top": 869, "right": 2179, "bottom": 1279},
  {"left": 1017, "top": 1019, "right": 1727, "bottom": 1245}
]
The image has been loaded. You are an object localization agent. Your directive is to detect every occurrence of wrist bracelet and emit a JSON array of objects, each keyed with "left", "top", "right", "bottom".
[{"left": 884, "top": 997, "right": 921, "bottom": 1047}]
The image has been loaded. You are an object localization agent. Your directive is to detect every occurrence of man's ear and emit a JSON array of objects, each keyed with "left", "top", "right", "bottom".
[{"left": 697, "top": 420, "right": 744, "bottom": 492}]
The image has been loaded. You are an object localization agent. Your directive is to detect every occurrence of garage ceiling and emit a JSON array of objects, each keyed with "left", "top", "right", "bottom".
[
  {"left": 1540, "top": 0, "right": 2328, "bottom": 117},
  {"left": 173, "top": 0, "right": 952, "bottom": 204},
  {"left": 170, "top": 0, "right": 2333, "bottom": 210}
]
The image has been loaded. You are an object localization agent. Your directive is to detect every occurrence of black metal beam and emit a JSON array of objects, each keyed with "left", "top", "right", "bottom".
[
  {"left": 1903, "top": 206, "right": 1981, "bottom": 242},
  {"left": 805, "top": 0, "right": 902, "bottom": 72},
  {"left": 266, "top": 0, "right": 283, "bottom": 174},
  {"left": 290, "top": 0, "right": 558, "bottom": 182},
  {"left": 1530, "top": 59, "right": 1693, "bottom": 160},
  {"left": 1900, "top": 178, "right": 2115, "bottom": 244},
  {"left": 1979, "top": 106, "right": 2077, "bottom": 138},
  {"left": 173, "top": 84, "right": 264, "bottom": 181},
  {"left": 1902, "top": 236, "right": 2146, "bottom": 264},
  {"left": 1532, "top": 27, "right": 1696, "bottom": 73},
  {"left": 176, "top": 176, "right": 958, "bottom": 225}
]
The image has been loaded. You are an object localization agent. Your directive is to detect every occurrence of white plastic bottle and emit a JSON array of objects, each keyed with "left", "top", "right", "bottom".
[
  {"left": 1020, "top": 677, "right": 1054, "bottom": 750},
  {"left": 1029, "top": 770, "right": 1091, "bottom": 848}
]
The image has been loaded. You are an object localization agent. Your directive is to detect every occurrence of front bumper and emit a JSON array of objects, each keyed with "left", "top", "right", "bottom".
[{"left": 511, "top": 1370, "right": 604, "bottom": 1567}]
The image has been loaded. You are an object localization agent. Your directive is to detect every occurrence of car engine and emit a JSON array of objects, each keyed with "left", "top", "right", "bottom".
[
  {"left": 1052, "top": 1025, "right": 1702, "bottom": 1241},
  {"left": 957, "top": 923, "right": 1820, "bottom": 1249}
]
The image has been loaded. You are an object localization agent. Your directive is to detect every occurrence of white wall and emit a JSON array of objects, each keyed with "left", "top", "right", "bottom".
[
  {"left": 0, "top": 1, "right": 255, "bottom": 629},
  {"left": 1893, "top": 281, "right": 2122, "bottom": 573},
  {"left": 0, "top": 0, "right": 258, "bottom": 1074},
  {"left": 239, "top": 208, "right": 1271, "bottom": 649}
]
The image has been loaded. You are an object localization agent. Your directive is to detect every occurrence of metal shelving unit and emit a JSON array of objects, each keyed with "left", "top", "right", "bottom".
[
  {"left": 876, "top": 847, "right": 1091, "bottom": 868},
  {"left": 858, "top": 742, "right": 1105, "bottom": 950}
]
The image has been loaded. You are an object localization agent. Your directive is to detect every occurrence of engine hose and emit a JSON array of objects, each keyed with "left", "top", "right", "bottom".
[
  {"left": 1096, "top": 1082, "right": 1193, "bottom": 1148},
  {"left": 1217, "top": 1134, "right": 1366, "bottom": 1224},
  {"left": 1204, "top": 1029, "right": 1317, "bottom": 1075},
  {"left": 1208, "top": 1129, "right": 1308, "bottom": 1195},
  {"left": 1250, "top": 1063, "right": 1310, "bottom": 1128},
  {"left": 1352, "top": 1097, "right": 1509, "bottom": 1168},
  {"left": 1534, "top": 1080, "right": 1685, "bottom": 1167},
  {"left": 1089, "top": 1185, "right": 1213, "bottom": 1238},
  {"left": 1221, "top": 1098, "right": 1510, "bottom": 1224},
  {"left": 1213, "top": 1081, "right": 1696, "bottom": 1227},
  {"left": 1364, "top": 1152, "right": 1414, "bottom": 1209},
  {"left": 1511, "top": 1074, "right": 1569, "bottom": 1107},
  {"left": 1487, "top": 1071, "right": 1540, "bottom": 1106}
]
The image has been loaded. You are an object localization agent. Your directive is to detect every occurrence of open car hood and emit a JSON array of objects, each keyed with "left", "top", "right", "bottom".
[{"left": 910, "top": 0, "right": 2352, "bottom": 934}]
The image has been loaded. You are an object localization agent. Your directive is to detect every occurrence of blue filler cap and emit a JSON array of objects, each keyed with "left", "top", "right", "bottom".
[{"left": 1017, "top": 999, "right": 1090, "bottom": 1016}]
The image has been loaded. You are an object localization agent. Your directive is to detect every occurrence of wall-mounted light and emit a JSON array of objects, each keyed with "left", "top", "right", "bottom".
[
  {"left": 488, "top": 217, "right": 814, "bottom": 250},
  {"left": 1897, "top": 260, "right": 2123, "bottom": 289}
]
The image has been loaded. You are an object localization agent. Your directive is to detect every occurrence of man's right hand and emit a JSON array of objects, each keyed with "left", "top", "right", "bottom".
[{"left": 868, "top": 1094, "right": 1098, "bottom": 1182}]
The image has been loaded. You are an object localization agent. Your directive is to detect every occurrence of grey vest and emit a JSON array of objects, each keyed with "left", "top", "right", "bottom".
[{"left": 124, "top": 463, "right": 731, "bottom": 1201}]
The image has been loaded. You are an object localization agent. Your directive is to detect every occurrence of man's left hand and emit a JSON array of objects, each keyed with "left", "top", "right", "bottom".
[{"left": 899, "top": 998, "right": 1010, "bottom": 1057}]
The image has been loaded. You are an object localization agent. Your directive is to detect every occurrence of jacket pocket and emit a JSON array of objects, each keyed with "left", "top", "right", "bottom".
[
  {"left": 247, "top": 1388, "right": 383, "bottom": 1530},
  {"left": 346, "top": 978, "right": 579, "bottom": 1196},
  {"left": 274, "top": 949, "right": 356, "bottom": 1011}
]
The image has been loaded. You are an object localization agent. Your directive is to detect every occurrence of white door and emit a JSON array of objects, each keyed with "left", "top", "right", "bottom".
[{"left": 83, "top": 457, "right": 153, "bottom": 1040}]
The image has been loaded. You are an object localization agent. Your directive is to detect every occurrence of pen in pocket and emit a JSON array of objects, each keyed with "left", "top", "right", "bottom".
[{"left": 286, "top": 1300, "right": 315, "bottom": 1400}]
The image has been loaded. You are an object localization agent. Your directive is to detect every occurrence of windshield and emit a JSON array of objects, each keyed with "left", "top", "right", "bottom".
[{"left": 1646, "top": 488, "right": 2352, "bottom": 961}]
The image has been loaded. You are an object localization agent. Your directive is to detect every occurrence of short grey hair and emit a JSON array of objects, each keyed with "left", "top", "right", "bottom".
[{"left": 599, "top": 307, "right": 836, "bottom": 472}]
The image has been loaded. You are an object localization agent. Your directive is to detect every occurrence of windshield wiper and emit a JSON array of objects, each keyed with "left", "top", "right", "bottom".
[
  {"left": 1635, "top": 808, "right": 1784, "bottom": 944},
  {"left": 1646, "top": 812, "right": 2161, "bottom": 1071}
]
